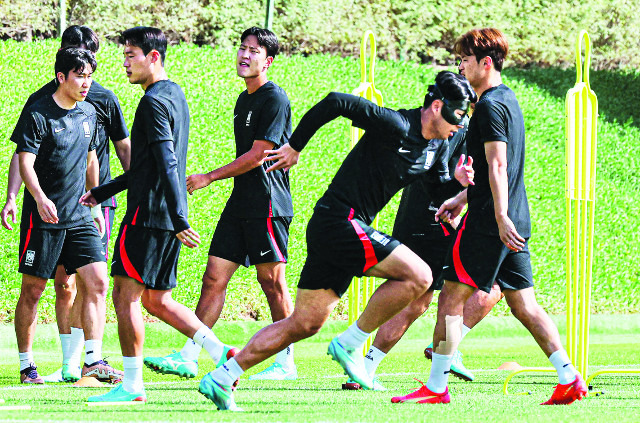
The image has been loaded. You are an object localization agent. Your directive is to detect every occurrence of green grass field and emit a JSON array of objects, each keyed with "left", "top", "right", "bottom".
[
  {"left": 1, "top": 315, "right": 639, "bottom": 422},
  {"left": 0, "top": 40, "right": 639, "bottom": 324}
]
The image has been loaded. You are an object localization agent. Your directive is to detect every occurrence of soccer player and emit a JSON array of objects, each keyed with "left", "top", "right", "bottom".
[
  {"left": 2, "top": 25, "right": 130, "bottom": 383},
  {"left": 198, "top": 70, "right": 477, "bottom": 411},
  {"left": 14, "top": 47, "right": 113, "bottom": 385},
  {"left": 144, "top": 27, "right": 296, "bottom": 381},
  {"left": 82, "top": 27, "right": 231, "bottom": 403},
  {"left": 348, "top": 120, "right": 504, "bottom": 390},
  {"left": 392, "top": 28, "right": 587, "bottom": 405}
]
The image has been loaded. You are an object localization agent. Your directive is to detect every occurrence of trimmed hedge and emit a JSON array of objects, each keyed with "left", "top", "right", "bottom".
[{"left": 0, "top": 0, "right": 638, "bottom": 69}]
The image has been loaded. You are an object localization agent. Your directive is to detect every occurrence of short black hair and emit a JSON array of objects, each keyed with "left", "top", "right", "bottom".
[
  {"left": 61, "top": 25, "right": 99, "bottom": 53},
  {"left": 55, "top": 47, "right": 97, "bottom": 79},
  {"left": 241, "top": 27, "right": 279, "bottom": 58},
  {"left": 424, "top": 71, "right": 477, "bottom": 108},
  {"left": 120, "top": 26, "right": 167, "bottom": 64}
]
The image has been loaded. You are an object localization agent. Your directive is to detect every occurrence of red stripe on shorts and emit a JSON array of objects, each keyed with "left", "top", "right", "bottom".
[
  {"left": 267, "top": 201, "right": 285, "bottom": 263},
  {"left": 452, "top": 214, "right": 478, "bottom": 288},
  {"left": 131, "top": 206, "right": 140, "bottom": 225},
  {"left": 119, "top": 224, "right": 143, "bottom": 283},
  {"left": 19, "top": 213, "right": 33, "bottom": 264},
  {"left": 348, "top": 208, "right": 378, "bottom": 273},
  {"left": 439, "top": 222, "right": 450, "bottom": 236}
]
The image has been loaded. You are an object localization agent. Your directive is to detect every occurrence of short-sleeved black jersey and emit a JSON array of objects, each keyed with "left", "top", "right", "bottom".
[
  {"left": 465, "top": 84, "right": 531, "bottom": 237},
  {"left": 10, "top": 79, "right": 130, "bottom": 209},
  {"left": 393, "top": 124, "right": 468, "bottom": 240},
  {"left": 289, "top": 93, "right": 450, "bottom": 225},
  {"left": 92, "top": 80, "right": 190, "bottom": 233},
  {"left": 16, "top": 95, "right": 98, "bottom": 229},
  {"left": 225, "top": 81, "right": 293, "bottom": 218}
]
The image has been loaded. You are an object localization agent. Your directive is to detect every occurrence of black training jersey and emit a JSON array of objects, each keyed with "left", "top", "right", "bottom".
[
  {"left": 393, "top": 123, "right": 468, "bottom": 240},
  {"left": 92, "top": 80, "right": 190, "bottom": 233},
  {"left": 289, "top": 93, "right": 450, "bottom": 225},
  {"left": 16, "top": 95, "right": 98, "bottom": 229},
  {"left": 225, "top": 81, "right": 293, "bottom": 218},
  {"left": 10, "top": 79, "right": 129, "bottom": 209},
  {"left": 465, "top": 84, "right": 531, "bottom": 237}
]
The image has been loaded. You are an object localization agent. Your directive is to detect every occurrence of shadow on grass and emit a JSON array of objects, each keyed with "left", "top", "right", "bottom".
[{"left": 504, "top": 67, "right": 640, "bottom": 129}]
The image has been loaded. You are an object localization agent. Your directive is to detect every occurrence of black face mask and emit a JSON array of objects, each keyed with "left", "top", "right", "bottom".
[{"left": 425, "top": 85, "right": 471, "bottom": 125}]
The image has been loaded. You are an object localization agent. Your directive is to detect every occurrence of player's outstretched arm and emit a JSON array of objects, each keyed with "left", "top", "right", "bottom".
[
  {"left": 113, "top": 137, "right": 131, "bottom": 171},
  {"left": 187, "top": 140, "right": 275, "bottom": 194},
  {"left": 18, "top": 152, "right": 58, "bottom": 224},
  {"left": 1, "top": 152, "right": 23, "bottom": 230},
  {"left": 485, "top": 141, "right": 525, "bottom": 251},
  {"left": 435, "top": 189, "right": 467, "bottom": 224}
]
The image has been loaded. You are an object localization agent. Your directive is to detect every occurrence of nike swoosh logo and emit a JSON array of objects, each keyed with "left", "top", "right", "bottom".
[
  {"left": 234, "top": 114, "right": 238, "bottom": 119},
  {"left": 398, "top": 147, "right": 411, "bottom": 153},
  {"left": 260, "top": 250, "right": 271, "bottom": 256},
  {"left": 402, "top": 395, "right": 441, "bottom": 403},
  {"left": 55, "top": 127, "right": 65, "bottom": 133}
]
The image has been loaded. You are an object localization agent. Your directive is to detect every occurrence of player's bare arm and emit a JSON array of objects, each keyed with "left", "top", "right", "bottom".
[
  {"left": 113, "top": 137, "right": 131, "bottom": 171},
  {"left": 485, "top": 140, "right": 525, "bottom": 251},
  {"left": 264, "top": 143, "right": 300, "bottom": 172},
  {"left": 1, "top": 153, "right": 22, "bottom": 230},
  {"left": 435, "top": 189, "right": 467, "bottom": 224},
  {"left": 454, "top": 154, "right": 474, "bottom": 186},
  {"left": 18, "top": 151, "right": 58, "bottom": 224},
  {"left": 186, "top": 139, "right": 275, "bottom": 194}
]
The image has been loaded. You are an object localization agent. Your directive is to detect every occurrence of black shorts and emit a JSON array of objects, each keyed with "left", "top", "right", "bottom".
[
  {"left": 209, "top": 212, "right": 290, "bottom": 267},
  {"left": 18, "top": 220, "right": 105, "bottom": 279},
  {"left": 111, "top": 222, "right": 181, "bottom": 290},
  {"left": 394, "top": 223, "right": 455, "bottom": 291},
  {"left": 298, "top": 209, "right": 401, "bottom": 298},
  {"left": 441, "top": 215, "right": 534, "bottom": 293}
]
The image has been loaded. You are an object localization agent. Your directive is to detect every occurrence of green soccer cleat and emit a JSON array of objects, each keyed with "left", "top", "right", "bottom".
[
  {"left": 249, "top": 363, "right": 298, "bottom": 381},
  {"left": 199, "top": 373, "right": 242, "bottom": 411},
  {"left": 87, "top": 384, "right": 147, "bottom": 402},
  {"left": 327, "top": 337, "right": 373, "bottom": 390},
  {"left": 61, "top": 364, "right": 81, "bottom": 382},
  {"left": 144, "top": 351, "right": 198, "bottom": 379},
  {"left": 424, "top": 343, "right": 474, "bottom": 382}
]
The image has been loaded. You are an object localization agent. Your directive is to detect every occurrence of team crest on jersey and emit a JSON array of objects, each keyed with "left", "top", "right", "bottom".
[
  {"left": 246, "top": 111, "right": 252, "bottom": 126},
  {"left": 83, "top": 121, "right": 91, "bottom": 137},
  {"left": 25, "top": 250, "right": 35, "bottom": 266}
]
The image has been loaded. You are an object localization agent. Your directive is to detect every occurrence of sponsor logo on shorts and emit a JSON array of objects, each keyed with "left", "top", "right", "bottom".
[
  {"left": 260, "top": 249, "right": 271, "bottom": 256},
  {"left": 83, "top": 121, "right": 91, "bottom": 137},
  {"left": 54, "top": 127, "right": 65, "bottom": 133},
  {"left": 398, "top": 147, "right": 411, "bottom": 154},
  {"left": 25, "top": 250, "right": 35, "bottom": 266},
  {"left": 370, "top": 231, "right": 390, "bottom": 246},
  {"left": 246, "top": 111, "right": 252, "bottom": 126}
]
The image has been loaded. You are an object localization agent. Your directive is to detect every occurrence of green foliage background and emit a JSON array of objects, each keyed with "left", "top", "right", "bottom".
[
  {"left": 0, "top": 39, "right": 638, "bottom": 324},
  {"left": 1, "top": 0, "right": 639, "bottom": 69}
]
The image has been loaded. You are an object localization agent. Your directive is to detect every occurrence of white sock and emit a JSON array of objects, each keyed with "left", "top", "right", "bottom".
[
  {"left": 461, "top": 324, "right": 471, "bottom": 339},
  {"left": 426, "top": 352, "right": 453, "bottom": 393},
  {"left": 337, "top": 322, "right": 370, "bottom": 350},
  {"left": 19, "top": 352, "right": 34, "bottom": 371},
  {"left": 122, "top": 356, "right": 144, "bottom": 393},
  {"left": 84, "top": 339, "right": 102, "bottom": 365},
  {"left": 180, "top": 339, "right": 202, "bottom": 362},
  {"left": 364, "top": 346, "right": 386, "bottom": 378},
  {"left": 549, "top": 349, "right": 578, "bottom": 384},
  {"left": 274, "top": 344, "right": 295, "bottom": 369},
  {"left": 192, "top": 326, "right": 223, "bottom": 363},
  {"left": 68, "top": 327, "right": 84, "bottom": 367},
  {"left": 60, "top": 333, "right": 71, "bottom": 365},
  {"left": 212, "top": 357, "right": 244, "bottom": 387}
]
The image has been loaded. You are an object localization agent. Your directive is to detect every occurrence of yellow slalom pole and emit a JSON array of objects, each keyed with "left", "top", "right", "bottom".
[{"left": 347, "top": 30, "right": 384, "bottom": 355}]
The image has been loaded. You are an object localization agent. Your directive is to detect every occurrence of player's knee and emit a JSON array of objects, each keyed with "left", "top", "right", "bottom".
[
  {"left": 201, "top": 271, "right": 228, "bottom": 293},
  {"left": 20, "top": 283, "right": 46, "bottom": 305},
  {"left": 85, "top": 275, "right": 109, "bottom": 299},
  {"left": 406, "top": 264, "right": 432, "bottom": 298},
  {"left": 291, "top": 317, "right": 323, "bottom": 339},
  {"left": 140, "top": 293, "right": 164, "bottom": 317}
]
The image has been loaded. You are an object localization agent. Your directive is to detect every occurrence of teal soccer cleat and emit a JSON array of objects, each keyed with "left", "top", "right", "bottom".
[
  {"left": 144, "top": 351, "right": 198, "bottom": 379},
  {"left": 87, "top": 384, "right": 147, "bottom": 403},
  {"left": 327, "top": 337, "right": 373, "bottom": 390},
  {"left": 199, "top": 373, "right": 242, "bottom": 411}
]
